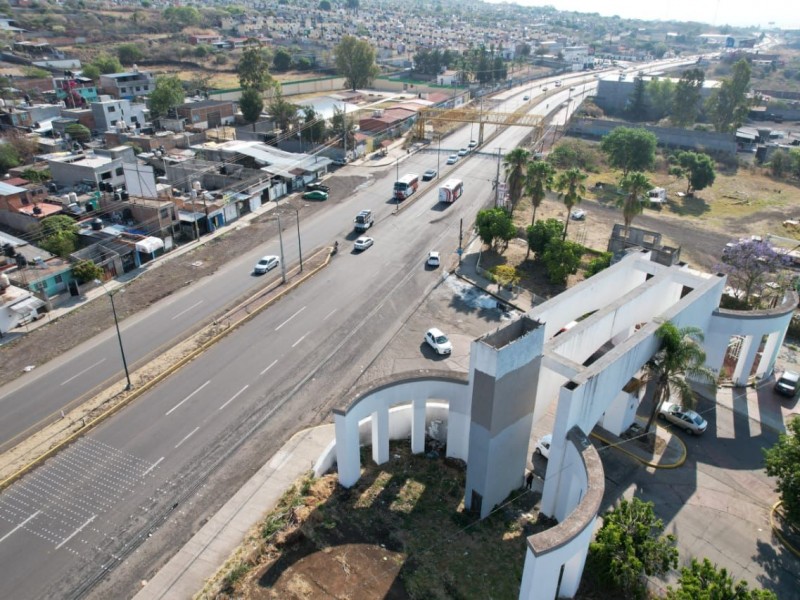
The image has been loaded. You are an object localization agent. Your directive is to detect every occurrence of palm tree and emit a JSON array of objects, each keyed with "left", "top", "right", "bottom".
[
  {"left": 524, "top": 160, "right": 555, "bottom": 227},
  {"left": 618, "top": 171, "right": 651, "bottom": 235},
  {"left": 554, "top": 167, "right": 587, "bottom": 241},
  {"left": 641, "top": 322, "right": 717, "bottom": 438},
  {"left": 503, "top": 147, "right": 531, "bottom": 215}
]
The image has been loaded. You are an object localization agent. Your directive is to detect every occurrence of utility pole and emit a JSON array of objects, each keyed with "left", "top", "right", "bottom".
[
  {"left": 458, "top": 218, "right": 463, "bottom": 265},
  {"left": 494, "top": 147, "right": 502, "bottom": 208},
  {"left": 277, "top": 214, "right": 287, "bottom": 284},
  {"left": 342, "top": 104, "right": 347, "bottom": 162}
]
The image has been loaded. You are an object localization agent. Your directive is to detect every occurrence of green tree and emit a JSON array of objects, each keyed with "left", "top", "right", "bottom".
[
  {"left": 706, "top": 59, "right": 752, "bottom": 133},
  {"left": 318, "top": 0, "right": 331, "bottom": 9},
  {"left": 600, "top": 127, "right": 657, "bottom": 176},
  {"left": 491, "top": 264, "right": 520, "bottom": 289},
  {"left": 541, "top": 238, "right": 583, "bottom": 284},
  {"left": 526, "top": 218, "right": 563, "bottom": 258},
  {"left": 769, "top": 149, "right": 791, "bottom": 178},
  {"left": 239, "top": 87, "right": 263, "bottom": 131},
  {"left": 0, "top": 142, "right": 20, "bottom": 173},
  {"left": 618, "top": 171, "right": 652, "bottom": 234},
  {"left": 554, "top": 167, "right": 587, "bottom": 240},
  {"left": 547, "top": 138, "right": 602, "bottom": 171},
  {"left": 238, "top": 42, "right": 274, "bottom": 92},
  {"left": 646, "top": 78, "right": 676, "bottom": 121},
  {"left": 72, "top": 259, "right": 103, "bottom": 284},
  {"left": 586, "top": 252, "right": 612, "bottom": 277},
  {"left": 117, "top": 43, "right": 144, "bottom": 66},
  {"left": 642, "top": 322, "right": 716, "bottom": 435},
  {"left": 64, "top": 123, "right": 91, "bottom": 143},
  {"left": 163, "top": 6, "right": 200, "bottom": 29},
  {"left": 148, "top": 75, "right": 185, "bottom": 119},
  {"left": 674, "top": 151, "right": 716, "bottom": 195},
  {"left": 586, "top": 497, "right": 678, "bottom": 599},
  {"left": 331, "top": 105, "right": 356, "bottom": 151},
  {"left": 39, "top": 215, "right": 79, "bottom": 257},
  {"left": 666, "top": 557, "right": 777, "bottom": 600},
  {"left": 671, "top": 68, "right": 705, "bottom": 127},
  {"left": 81, "top": 64, "right": 100, "bottom": 81},
  {"left": 272, "top": 48, "right": 292, "bottom": 72},
  {"left": 334, "top": 35, "right": 379, "bottom": 91},
  {"left": 503, "top": 147, "right": 531, "bottom": 215},
  {"left": 267, "top": 88, "right": 299, "bottom": 134},
  {"left": 91, "top": 53, "right": 123, "bottom": 75},
  {"left": 524, "top": 160, "right": 555, "bottom": 231},
  {"left": 627, "top": 76, "right": 647, "bottom": 121},
  {"left": 300, "top": 106, "right": 325, "bottom": 144},
  {"left": 764, "top": 415, "right": 800, "bottom": 527},
  {"left": 475, "top": 207, "right": 516, "bottom": 251}
]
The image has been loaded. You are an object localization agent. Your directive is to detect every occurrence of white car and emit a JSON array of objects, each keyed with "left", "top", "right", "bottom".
[
  {"left": 570, "top": 208, "right": 586, "bottom": 220},
  {"left": 426, "top": 251, "right": 440, "bottom": 267},
  {"left": 424, "top": 327, "right": 452, "bottom": 355},
  {"left": 658, "top": 401, "right": 707, "bottom": 435},
  {"left": 446, "top": 154, "right": 459, "bottom": 165},
  {"left": 523, "top": 95, "right": 530, "bottom": 101},
  {"left": 458, "top": 148, "right": 469, "bottom": 156},
  {"left": 534, "top": 434, "right": 552, "bottom": 459},
  {"left": 354, "top": 236, "right": 374, "bottom": 251},
  {"left": 468, "top": 139, "right": 478, "bottom": 148},
  {"left": 253, "top": 255, "right": 280, "bottom": 274}
]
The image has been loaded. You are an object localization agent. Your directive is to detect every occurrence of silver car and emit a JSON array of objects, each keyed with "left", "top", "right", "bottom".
[{"left": 658, "top": 401, "right": 707, "bottom": 435}]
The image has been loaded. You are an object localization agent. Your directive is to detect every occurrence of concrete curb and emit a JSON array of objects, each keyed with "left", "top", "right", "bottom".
[
  {"left": 590, "top": 427, "right": 687, "bottom": 470},
  {"left": 770, "top": 500, "right": 800, "bottom": 560},
  {"left": 0, "top": 248, "right": 332, "bottom": 494}
]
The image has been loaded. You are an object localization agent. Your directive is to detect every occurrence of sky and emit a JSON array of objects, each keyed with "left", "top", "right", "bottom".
[{"left": 496, "top": 0, "right": 797, "bottom": 29}]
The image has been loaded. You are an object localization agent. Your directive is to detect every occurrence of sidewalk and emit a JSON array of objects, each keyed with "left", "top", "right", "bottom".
[{"left": 134, "top": 424, "right": 335, "bottom": 600}]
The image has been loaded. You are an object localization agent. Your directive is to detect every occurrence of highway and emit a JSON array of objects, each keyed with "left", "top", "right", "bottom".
[{"left": 0, "top": 57, "right": 693, "bottom": 598}]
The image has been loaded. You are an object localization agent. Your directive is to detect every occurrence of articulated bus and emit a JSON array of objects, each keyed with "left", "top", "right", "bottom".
[
  {"left": 438, "top": 178, "right": 464, "bottom": 203},
  {"left": 394, "top": 173, "right": 419, "bottom": 200}
]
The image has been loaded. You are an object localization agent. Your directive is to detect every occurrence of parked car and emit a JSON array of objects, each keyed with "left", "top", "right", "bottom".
[
  {"left": 446, "top": 154, "right": 459, "bottom": 165},
  {"left": 570, "top": 208, "right": 586, "bottom": 220},
  {"left": 354, "top": 236, "right": 374, "bottom": 251},
  {"left": 306, "top": 182, "right": 330, "bottom": 193},
  {"left": 774, "top": 370, "right": 800, "bottom": 397},
  {"left": 523, "top": 95, "right": 530, "bottom": 101},
  {"left": 253, "top": 255, "right": 280, "bottom": 274},
  {"left": 658, "top": 401, "right": 707, "bottom": 435},
  {"left": 534, "top": 434, "right": 552, "bottom": 459},
  {"left": 468, "top": 139, "right": 478, "bottom": 148},
  {"left": 302, "top": 190, "right": 329, "bottom": 200},
  {"left": 426, "top": 251, "right": 440, "bottom": 267},
  {"left": 422, "top": 168, "right": 438, "bottom": 181},
  {"left": 424, "top": 327, "right": 452, "bottom": 355},
  {"left": 332, "top": 157, "right": 348, "bottom": 166},
  {"left": 458, "top": 148, "right": 469, "bottom": 157}
]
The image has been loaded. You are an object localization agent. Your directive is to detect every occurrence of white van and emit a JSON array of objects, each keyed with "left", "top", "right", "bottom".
[{"left": 646, "top": 188, "right": 667, "bottom": 204}]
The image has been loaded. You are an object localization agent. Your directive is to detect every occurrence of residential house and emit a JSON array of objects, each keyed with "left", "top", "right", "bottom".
[
  {"left": 47, "top": 151, "right": 126, "bottom": 192},
  {"left": 91, "top": 97, "right": 147, "bottom": 133},
  {"left": 0, "top": 277, "right": 45, "bottom": 333},
  {"left": 176, "top": 100, "right": 236, "bottom": 130},
  {"left": 99, "top": 70, "right": 156, "bottom": 100},
  {"left": 0, "top": 180, "right": 63, "bottom": 233}
]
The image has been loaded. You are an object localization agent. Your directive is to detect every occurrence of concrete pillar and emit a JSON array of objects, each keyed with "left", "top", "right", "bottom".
[
  {"left": 732, "top": 334, "right": 760, "bottom": 386},
  {"left": 556, "top": 520, "right": 594, "bottom": 597},
  {"left": 411, "top": 398, "right": 426, "bottom": 454},
  {"left": 371, "top": 407, "right": 389, "bottom": 465},
  {"left": 703, "top": 332, "right": 730, "bottom": 378},
  {"left": 518, "top": 547, "right": 559, "bottom": 600},
  {"left": 756, "top": 330, "right": 782, "bottom": 379},
  {"left": 334, "top": 412, "right": 361, "bottom": 488}
]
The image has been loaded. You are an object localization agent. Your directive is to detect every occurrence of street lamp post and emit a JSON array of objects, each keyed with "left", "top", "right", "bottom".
[
  {"left": 437, "top": 134, "right": 441, "bottom": 179},
  {"left": 395, "top": 157, "right": 400, "bottom": 213},
  {"left": 276, "top": 214, "right": 287, "bottom": 283},
  {"left": 96, "top": 280, "right": 132, "bottom": 391},
  {"left": 285, "top": 202, "right": 303, "bottom": 273}
]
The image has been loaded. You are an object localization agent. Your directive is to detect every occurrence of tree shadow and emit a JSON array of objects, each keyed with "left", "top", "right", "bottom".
[
  {"left": 753, "top": 538, "right": 800, "bottom": 599},
  {"left": 665, "top": 195, "right": 711, "bottom": 217}
]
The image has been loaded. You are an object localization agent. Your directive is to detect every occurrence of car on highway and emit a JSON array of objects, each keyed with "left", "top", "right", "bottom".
[
  {"left": 468, "top": 139, "right": 478, "bottom": 148},
  {"left": 658, "top": 401, "right": 707, "bottom": 435},
  {"left": 534, "top": 434, "right": 552, "bottom": 459},
  {"left": 422, "top": 168, "right": 438, "bottom": 181},
  {"left": 253, "top": 255, "right": 280, "bottom": 274},
  {"left": 354, "top": 236, "right": 374, "bottom": 251},
  {"left": 554, "top": 80, "right": 562, "bottom": 87},
  {"left": 424, "top": 327, "right": 452, "bottom": 355},
  {"left": 458, "top": 148, "right": 469, "bottom": 157},
  {"left": 774, "top": 370, "right": 800, "bottom": 397},
  {"left": 570, "top": 208, "right": 586, "bottom": 220},
  {"left": 446, "top": 154, "right": 459, "bottom": 165},
  {"left": 305, "top": 182, "right": 329, "bottom": 193},
  {"left": 332, "top": 157, "right": 348, "bottom": 166},
  {"left": 426, "top": 251, "right": 440, "bottom": 267},
  {"left": 302, "top": 190, "right": 329, "bottom": 200}
]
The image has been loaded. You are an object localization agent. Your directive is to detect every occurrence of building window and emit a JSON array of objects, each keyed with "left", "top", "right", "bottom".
[
  {"left": 100, "top": 172, "right": 112, "bottom": 180},
  {"left": 55, "top": 274, "right": 63, "bottom": 283},
  {"left": 115, "top": 167, "right": 124, "bottom": 176},
  {"left": 160, "top": 207, "right": 169, "bottom": 219},
  {"left": 107, "top": 106, "right": 116, "bottom": 113},
  {"left": 136, "top": 86, "right": 141, "bottom": 91},
  {"left": 20, "top": 197, "right": 30, "bottom": 205}
]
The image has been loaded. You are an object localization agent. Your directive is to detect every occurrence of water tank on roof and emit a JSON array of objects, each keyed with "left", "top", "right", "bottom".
[
  {"left": 91, "top": 218, "right": 103, "bottom": 231},
  {"left": 68, "top": 192, "right": 78, "bottom": 204},
  {"left": 192, "top": 181, "right": 202, "bottom": 191},
  {"left": 0, "top": 272, "right": 9, "bottom": 289}
]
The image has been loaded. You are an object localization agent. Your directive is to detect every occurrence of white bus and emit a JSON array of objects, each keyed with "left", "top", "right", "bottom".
[
  {"left": 438, "top": 178, "right": 464, "bottom": 203},
  {"left": 394, "top": 173, "right": 419, "bottom": 200}
]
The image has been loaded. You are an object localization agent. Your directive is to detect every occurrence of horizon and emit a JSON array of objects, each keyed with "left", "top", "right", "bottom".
[{"left": 487, "top": 0, "right": 797, "bottom": 30}]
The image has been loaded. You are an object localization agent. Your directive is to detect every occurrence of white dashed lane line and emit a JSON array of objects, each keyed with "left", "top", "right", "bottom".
[
  {"left": 219, "top": 385, "right": 248, "bottom": 411},
  {"left": 275, "top": 306, "right": 306, "bottom": 331},
  {"left": 174, "top": 427, "right": 200, "bottom": 449},
  {"left": 171, "top": 300, "right": 204, "bottom": 320},
  {"left": 165, "top": 380, "right": 210, "bottom": 416},
  {"left": 292, "top": 332, "right": 309, "bottom": 348},
  {"left": 55, "top": 514, "right": 95, "bottom": 550},
  {"left": 260, "top": 359, "right": 277, "bottom": 376},
  {"left": 0, "top": 510, "right": 40, "bottom": 545},
  {"left": 61, "top": 359, "right": 106, "bottom": 386}
]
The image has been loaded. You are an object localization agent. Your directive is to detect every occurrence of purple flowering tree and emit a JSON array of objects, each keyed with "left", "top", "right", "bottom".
[{"left": 717, "top": 239, "right": 792, "bottom": 308}]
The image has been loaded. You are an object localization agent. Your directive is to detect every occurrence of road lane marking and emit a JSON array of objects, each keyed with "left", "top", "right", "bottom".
[
  {"left": 323, "top": 309, "right": 337, "bottom": 321},
  {"left": 275, "top": 306, "right": 306, "bottom": 331},
  {"left": 260, "top": 359, "right": 277, "bottom": 376},
  {"left": 56, "top": 514, "right": 95, "bottom": 550},
  {"left": 165, "top": 380, "right": 210, "bottom": 416},
  {"left": 0, "top": 511, "right": 40, "bottom": 544},
  {"left": 174, "top": 427, "right": 200, "bottom": 449},
  {"left": 171, "top": 300, "right": 204, "bottom": 320},
  {"left": 292, "top": 333, "right": 309, "bottom": 348},
  {"left": 219, "top": 385, "right": 248, "bottom": 411},
  {"left": 142, "top": 457, "right": 164, "bottom": 477},
  {"left": 61, "top": 359, "right": 106, "bottom": 386}
]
